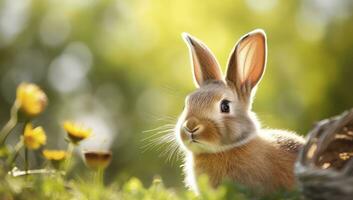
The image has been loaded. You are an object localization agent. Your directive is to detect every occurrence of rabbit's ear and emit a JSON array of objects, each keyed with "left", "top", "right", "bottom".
[
  {"left": 182, "top": 33, "right": 222, "bottom": 87},
  {"left": 225, "top": 29, "right": 267, "bottom": 98}
]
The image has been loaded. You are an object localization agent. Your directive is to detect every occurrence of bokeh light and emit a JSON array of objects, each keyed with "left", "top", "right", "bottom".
[{"left": 0, "top": 0, "right": 352, "bottom": 189}]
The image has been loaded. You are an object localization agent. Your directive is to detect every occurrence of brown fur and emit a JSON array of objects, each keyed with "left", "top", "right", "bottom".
[
  {"left": 193, "top": 133, "right": 303, "bottom": 192},
  {"left": 178, "top": 30, "right": 305, "bottom": 194}
]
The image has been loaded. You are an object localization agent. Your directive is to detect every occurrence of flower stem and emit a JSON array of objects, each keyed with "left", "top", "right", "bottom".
[
  {"left": 21, "top": 120, "right": 30, "bottom": 177},
  {"left": 94, "top": 167, "right": 104, "bottom": 187},
  {"left": 24, "top": 147, "right": 29, "bottom": 173},
  {"left": 6, "top": 139, "right": 24, "bottom": 168},
  {"left": 64, "top": 143, "right": 74, "bottom": 173},
  {"left": 0, "top": 100, "right": 20, "bottom": 145}
]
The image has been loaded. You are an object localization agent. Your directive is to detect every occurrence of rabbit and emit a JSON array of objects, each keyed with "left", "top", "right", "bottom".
[{"left": 175, "top": 29, "right": 305, "bottom": 194}]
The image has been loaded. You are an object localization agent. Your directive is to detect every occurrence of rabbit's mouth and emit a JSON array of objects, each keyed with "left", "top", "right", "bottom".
[
  {"left": 180, "top": 126, "right": 219, "bottom": 144},
  {"left": 191, "top": 139, "right": 200, "bottom": 143},
  {"left": 181, "top": 132, "right": 202, "bottom": 145},
  {"left": 179, "top": 129, "right": 224, "bottom": 153},
  {"left": 182, "top": 139, "right": 212, "bottom": 153}
]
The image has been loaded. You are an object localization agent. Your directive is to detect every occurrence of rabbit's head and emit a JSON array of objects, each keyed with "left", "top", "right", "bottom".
[{"left": 176, "top": 30, "right": 267, "bottom": 154}]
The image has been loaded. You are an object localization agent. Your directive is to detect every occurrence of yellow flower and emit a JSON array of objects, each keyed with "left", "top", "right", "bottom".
[
  {"left": 63, "top": 121, "right": 91, "bottom": 144},
  {"left": 43, "top": 150, "right": 67, "bottom": 161},
  {"left": 16, "top": 83, "right": 48, "bottom": 117},
  {"left": 83, "top": 151, "right": 112, "bottom": 170},
  {"left": 23, "top": 123, "right": 46, "bottom": 150}
]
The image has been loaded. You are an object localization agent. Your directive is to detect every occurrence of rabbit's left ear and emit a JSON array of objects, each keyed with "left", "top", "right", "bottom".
[
  {"left": 226, "top": 29, "right": 267, "bottom": 96},
  {"left": 182, "top": 33, "right": 223, "bottom": 88}
]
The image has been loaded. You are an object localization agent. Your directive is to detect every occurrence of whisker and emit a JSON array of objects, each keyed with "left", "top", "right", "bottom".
[
  {"left": 155, "top": 115, "right": 177, "bottom": 120},
  {"left": 159, "top": 142, "right": 176, "bottom": 157},
  {"left": 164, "top": 143, "right": 183, "bottom": 165},
  {"left": 167, "top": 144, "right": 180, "bottom": 162},
  {"left": 141, "top": 128, "right": 175, "bottom": 142},
  {"left": 141, "top": 120, "right": 183, "bottom": 165},
  {"left": 142, "top": 124, "right": 175, "bottom": 133},
  {"left": 141, "top": 131, "right": 175, "bottom": 152},
  {"left": 146, "top": 135, "right": 173, "bottom": 147},
  {"left": 145, "top": 114, "right": 177, "bottom": 123}
]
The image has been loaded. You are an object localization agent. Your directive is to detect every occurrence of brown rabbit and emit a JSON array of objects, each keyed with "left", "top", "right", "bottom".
[{"left": 175, "top": 29, "right": 305, "bottom": 194}]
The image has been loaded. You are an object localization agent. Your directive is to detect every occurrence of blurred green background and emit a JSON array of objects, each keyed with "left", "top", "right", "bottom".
[{"left": 0, "top": 0, "right": 352, "bottom": 189}]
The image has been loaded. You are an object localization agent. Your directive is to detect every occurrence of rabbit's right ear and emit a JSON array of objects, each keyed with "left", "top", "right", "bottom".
[
  {"left": 225, "top": 29, "right": 267, "bottom": 100},
  {"left": 182, "top": 33, "right": 222, "bottom": 88}
]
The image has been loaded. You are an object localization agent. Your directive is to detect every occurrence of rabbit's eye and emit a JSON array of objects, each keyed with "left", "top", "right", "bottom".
[{"left": 220, "top": 100, "right": 230, "bottom": 113}]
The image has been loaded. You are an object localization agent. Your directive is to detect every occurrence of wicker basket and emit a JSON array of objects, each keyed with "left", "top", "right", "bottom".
[{"left": 295, "top": 109, "right": 353, "bottom": 200}]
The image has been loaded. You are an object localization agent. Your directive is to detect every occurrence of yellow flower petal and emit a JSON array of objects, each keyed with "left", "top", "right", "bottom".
[
  {"left": 16, "top": 83, "right": 47, "bottom": 117},
  {"left": 63, "top": 121, "right": 91, "bottom": 143},
  {"left": 43, "top": 150, "right": 67, "bottom": 161},
  {"left": 24, "top": 123, "right": 47, "bottom": 150}
]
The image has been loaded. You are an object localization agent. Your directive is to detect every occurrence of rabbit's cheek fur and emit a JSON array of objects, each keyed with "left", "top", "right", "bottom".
[{"left": 222, "top": 113, "right": 258, "bottom": 145}]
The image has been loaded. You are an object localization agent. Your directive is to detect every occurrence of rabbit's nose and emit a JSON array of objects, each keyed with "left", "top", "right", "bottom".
[
  {"left": 183, "top": 118, "right": 201, "bottom": 134},
  {"left": 184, "top": 125, "right": 200, "bottom": 134}
]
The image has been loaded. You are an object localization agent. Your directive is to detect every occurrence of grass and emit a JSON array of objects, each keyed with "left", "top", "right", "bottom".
[{"left": 0, "top": 165, "right": 301, "bottom": 200}]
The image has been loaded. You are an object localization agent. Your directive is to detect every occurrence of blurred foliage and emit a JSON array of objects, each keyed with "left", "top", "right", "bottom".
[
  {"left": 0, "top": 165, "right": 301, "bottom": 200},
  {"left": 0, "top": 0, "right": 352, "bottom": 198}
]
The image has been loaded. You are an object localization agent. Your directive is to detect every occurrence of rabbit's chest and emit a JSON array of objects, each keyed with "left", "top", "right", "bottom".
[{"left": 193, "top": 151, "right": 270, "bottom": 188}]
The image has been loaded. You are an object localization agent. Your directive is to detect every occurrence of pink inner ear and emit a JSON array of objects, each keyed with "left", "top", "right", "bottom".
[
  {"left": 191, "top": 51, "right": 204, "bottom": 84},
  {"left": 236, "top": 34, "right": 266, "bottom": 87}
]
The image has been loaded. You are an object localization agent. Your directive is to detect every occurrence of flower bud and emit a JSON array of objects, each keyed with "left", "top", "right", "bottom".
[
  {"left": 83, "top": 151, "right": 112, "bottom": 170},
  {"left": 16, "top": 83, "right": 47, "bottom": 117}
]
